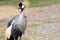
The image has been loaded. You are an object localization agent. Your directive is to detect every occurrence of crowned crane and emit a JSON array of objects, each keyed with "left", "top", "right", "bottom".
[{"left": 5, "top": 2, "right": 27, "bottom": 40}]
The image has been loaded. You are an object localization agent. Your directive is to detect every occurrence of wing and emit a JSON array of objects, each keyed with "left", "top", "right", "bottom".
[{"left": 7, "top": 15, "right": 19, "bottom": 27}]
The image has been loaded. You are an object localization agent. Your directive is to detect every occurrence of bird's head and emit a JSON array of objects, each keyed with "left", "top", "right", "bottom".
[{"left": 18, "top": 2, "right": 25, "bottom": 11}]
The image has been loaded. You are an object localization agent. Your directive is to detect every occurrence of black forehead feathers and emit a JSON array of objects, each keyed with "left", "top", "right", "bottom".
[{"left": 19, "top": 2, "right": 22, "bottom": 7}]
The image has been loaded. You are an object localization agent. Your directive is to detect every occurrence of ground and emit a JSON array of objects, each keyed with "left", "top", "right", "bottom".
[{"left": 0, "top": 3, "right": 60, "bottom": 40}]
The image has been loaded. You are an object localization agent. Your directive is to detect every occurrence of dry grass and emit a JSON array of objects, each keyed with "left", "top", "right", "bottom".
[{"left": 0, "top": 4, "right": 60, "bottom": 40}]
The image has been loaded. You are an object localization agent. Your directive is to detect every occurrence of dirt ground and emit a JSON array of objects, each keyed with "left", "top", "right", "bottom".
[{"left": 0, "top": 3, "right": 60, "bottom": 40}]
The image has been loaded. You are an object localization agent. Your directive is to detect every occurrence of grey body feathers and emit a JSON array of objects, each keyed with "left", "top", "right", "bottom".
[{"left": 8, "top": 14, "right": 27, "bottom": 34}]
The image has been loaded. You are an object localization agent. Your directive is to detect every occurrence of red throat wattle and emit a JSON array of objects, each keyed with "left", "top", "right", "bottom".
[{"left": 20, "top": 10, "right": 22, "bottom": 14}]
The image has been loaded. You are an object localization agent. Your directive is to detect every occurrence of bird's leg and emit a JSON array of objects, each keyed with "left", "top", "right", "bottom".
[
  {"left": 13, "top": 37, "right": 15, "bottom": 40},
  {"left": 15, "top": 37, "right": 18, "bottom": 40},
  {"left": 14, "top": 36, "right": 18, "bottom": 40}
]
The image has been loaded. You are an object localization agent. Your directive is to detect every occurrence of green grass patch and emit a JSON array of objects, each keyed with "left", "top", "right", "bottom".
[
  {"left": 0, "top": 19, "right": 7, "bottom": 27},
  {"left": 29, "top": 0, "right": 60, "bottom": 7},
  {"left": 0, "top": 0, "right": 60, "bottom": 7},
  {"left": 0, "top": 35, "right": 5, "bottom": 40},
  {"left": 0, "top": 0, "right": 23, "bottom": 6},
  {"left": 0, "top": 19, "right": 7, "bottom": 40},
  {"left": 0, "top": 19, "right": 7, "bottom": 23}
]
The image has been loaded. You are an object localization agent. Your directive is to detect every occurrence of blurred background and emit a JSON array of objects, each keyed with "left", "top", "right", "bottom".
[{"left": 0, "top": 0, "right": 60, "bottom": 40}]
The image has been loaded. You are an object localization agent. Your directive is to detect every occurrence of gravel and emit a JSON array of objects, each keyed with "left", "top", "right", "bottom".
[{"left": 22, "top": 4, "right": 60, "bottom": 40}]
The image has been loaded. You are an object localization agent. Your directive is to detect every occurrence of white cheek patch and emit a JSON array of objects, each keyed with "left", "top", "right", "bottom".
[{"left": 22, "top": 5, "right": 24, "bottom": 9}]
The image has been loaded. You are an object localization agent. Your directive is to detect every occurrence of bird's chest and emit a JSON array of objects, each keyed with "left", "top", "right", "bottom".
[{"left": 17, "top": 16, "right": 25, "bottom": 25}]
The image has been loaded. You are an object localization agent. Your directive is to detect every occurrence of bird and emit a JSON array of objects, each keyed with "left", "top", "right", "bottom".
[{"left": 5, "top": 2, "right": 27, "bottom": 40}]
